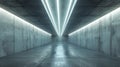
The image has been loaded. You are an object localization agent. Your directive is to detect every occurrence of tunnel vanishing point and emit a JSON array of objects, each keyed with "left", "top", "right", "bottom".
[{"left": 0, "top": 0, "right": 120, "bottom": 67}]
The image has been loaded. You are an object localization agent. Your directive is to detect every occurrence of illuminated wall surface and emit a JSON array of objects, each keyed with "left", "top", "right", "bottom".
[
  {"left": 0, "top": 7, "right": 51, "bottom": 57},
  {"left": 69, "top": 7, "right": 120, "bottom": 57}
]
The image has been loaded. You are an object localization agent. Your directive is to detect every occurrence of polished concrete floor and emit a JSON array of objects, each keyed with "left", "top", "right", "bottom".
[{"left": 0, "top": 42, "right": 120, "bottom": 67}]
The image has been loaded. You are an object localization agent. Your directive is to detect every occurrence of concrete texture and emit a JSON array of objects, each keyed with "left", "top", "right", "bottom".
[
  {"left": 0, "top": 44, "right": 52, "bottom": 67},
  {"left": 69, "top": 7, "right": 120, "bottom": 57},
  {"left": 0, "top": 8, "right": 51, "bottom": 57},
  {"left": 0, "top": 42, "right": 120, "bottom": 67}
]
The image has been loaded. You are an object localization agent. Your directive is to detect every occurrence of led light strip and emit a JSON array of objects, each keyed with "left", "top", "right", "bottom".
[
  {"left": 42, "top": 0, "right": 77, "bottom": 37},
  {"left": 61, "top": 0, "right": 77, "bottom": 36},
  {"left": 42, "top": 0, "right": 60, "bottom": 36},
  {"left": 56, "top": 0, "right": 61, "bottom": 36},
  {"left": 42, "top": 0, "right": 59, "bottom": 36},
  {"left": 0, "top": 7, "right": 51, "bottom": 36},
  {"left": 69, "top": 7, "right": 120, "bottom": 36}
]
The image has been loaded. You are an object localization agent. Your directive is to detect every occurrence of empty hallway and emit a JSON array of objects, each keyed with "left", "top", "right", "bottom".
[{"left": 0, "top": 0, "right": 120, "bottom": 67}]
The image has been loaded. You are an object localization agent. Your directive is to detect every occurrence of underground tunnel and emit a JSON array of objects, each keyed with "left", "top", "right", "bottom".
[{"left": 0, "top": 0, "right": 120, "bottom": 67}]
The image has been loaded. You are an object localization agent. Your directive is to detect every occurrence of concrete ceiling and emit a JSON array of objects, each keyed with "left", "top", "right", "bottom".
[{"left": 0, "top": 0, "right": 120, "bottom": 36}]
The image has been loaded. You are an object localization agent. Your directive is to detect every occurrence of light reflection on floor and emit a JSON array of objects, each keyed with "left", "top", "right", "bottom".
[
  {"left": 51, "top": 42, "right": 70, "bottom": 67},
  {"left": 55, "top": 43, "right": 65, "bottom": 58},
  {"left": 0, "top": 42, "right": 120, "bottom": 67}
]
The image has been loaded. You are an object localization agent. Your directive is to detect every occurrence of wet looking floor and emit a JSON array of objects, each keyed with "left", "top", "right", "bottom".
[
  {"left": 0, "top": 42, "right": 120, "bottom": 67},
  {"left": 51, "top": 42, "right": 69, "bottom": 67}
]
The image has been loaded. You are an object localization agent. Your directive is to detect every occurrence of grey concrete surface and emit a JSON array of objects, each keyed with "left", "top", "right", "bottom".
[
  {"left": 69, "top": 8, "right": 120, "bottom": 57},
  {"left": 0, "top": 42, "right": 120, "bottom": 67},
  {"left": 0, "top": 8, "right": 51, "bottom": 57},
  {"left": 0, "top": 44, "right": 52, "bottom": 67}
]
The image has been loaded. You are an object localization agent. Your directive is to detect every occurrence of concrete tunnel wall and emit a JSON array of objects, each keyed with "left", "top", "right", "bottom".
[
  {"left": 69, "top": 7, "right": 120, "bottom": 57},
  {"left": 0, "top": 7, "right": 51, "bottom": 57}
]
